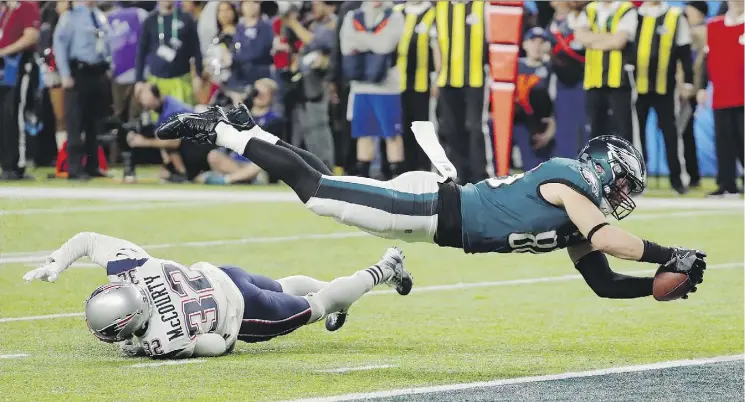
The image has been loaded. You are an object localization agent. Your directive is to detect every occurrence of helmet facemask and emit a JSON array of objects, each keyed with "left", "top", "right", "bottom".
[{"left": 604, "top": 146, "right": 645, "bottom": 220}]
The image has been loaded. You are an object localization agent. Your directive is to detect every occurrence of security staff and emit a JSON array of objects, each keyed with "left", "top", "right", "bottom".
[
  {"left": 53, "top": 1, "right": 111, "bottom": 180},
  {"left": 434, "top": 0, "right": 489, "bottom": 184},
  {"left": 0, "top": 1, "right": 40, "bottom": 181},
  {"left": 634, "top": 1, "right": 693, "bottom": 195},
  {"left": 396, "top": 1, "right": 436, "bottom": 173},
  {"left": 575, "top": 1, "right": 639, "bottom": 144}
]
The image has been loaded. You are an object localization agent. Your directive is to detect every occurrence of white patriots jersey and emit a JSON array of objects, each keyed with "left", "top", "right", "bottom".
[{"left": 102, "top": 243, "right": 244, "bottom": 358}]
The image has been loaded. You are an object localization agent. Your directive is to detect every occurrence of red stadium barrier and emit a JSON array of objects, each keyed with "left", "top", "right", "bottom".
[{"left": 488, "top": 2, "right": 524, "bottom": 176}]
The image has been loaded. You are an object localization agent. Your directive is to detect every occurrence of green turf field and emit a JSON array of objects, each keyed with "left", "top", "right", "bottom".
[{"left": 0, "top": 185, "right": 742, "bottom": 401}]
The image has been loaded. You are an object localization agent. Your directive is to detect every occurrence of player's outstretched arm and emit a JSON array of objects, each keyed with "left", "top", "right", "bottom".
[
  {"left": 545, "top": 184, "right": 707, "bottom": 292},
  {"left": 550, "top": 184, "right": 672, "bottom": 264},
  {"left": 568, "top": 241, "right": 653, "bottom": 299},
  {"left": 22, "top": 232, "right": 149, "bottom": 283}
]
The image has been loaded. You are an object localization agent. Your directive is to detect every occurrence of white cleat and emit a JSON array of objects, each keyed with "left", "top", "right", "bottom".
[{"left": 380, "top": 247, "right": 413, "bottom": 296}]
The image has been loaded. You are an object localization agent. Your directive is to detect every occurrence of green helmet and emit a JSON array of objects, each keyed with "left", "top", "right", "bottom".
[{"left": 577, "top": 135, "right": 646, "bottom": 220}]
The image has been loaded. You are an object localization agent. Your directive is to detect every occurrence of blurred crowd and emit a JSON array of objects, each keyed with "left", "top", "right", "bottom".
[{"left": 0, "top": 1, "right": 741, "bottom": 196}]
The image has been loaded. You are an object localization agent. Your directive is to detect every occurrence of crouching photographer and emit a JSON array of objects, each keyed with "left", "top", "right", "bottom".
[{"left": 124, "top": 83, "right": 261, "bottom": 185}]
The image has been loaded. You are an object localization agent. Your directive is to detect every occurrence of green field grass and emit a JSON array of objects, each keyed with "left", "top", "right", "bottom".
[{"left": 0, "top": 190, "right": 742, "bottom": 401}]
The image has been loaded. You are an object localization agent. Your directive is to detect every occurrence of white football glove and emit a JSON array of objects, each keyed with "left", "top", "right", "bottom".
[
  {"left": 22, "top": 258, "right": 66, "bottom": 283},
  {"left": 120, "top": 339, "right": 147, "bottom": 357}
]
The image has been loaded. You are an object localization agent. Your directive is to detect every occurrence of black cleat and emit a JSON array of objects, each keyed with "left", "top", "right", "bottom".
[
  {"left": 225, "top": 103, "right": 257, "bottom": 131},
  {"left": 155, "top": 106, "right": 228, "bottom": 143},
  {"left": 325, "top": 309, "right": 348, "bottom": 332}
]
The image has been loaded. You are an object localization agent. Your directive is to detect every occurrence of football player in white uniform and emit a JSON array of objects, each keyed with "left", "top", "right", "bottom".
[{"left": 23, "top": 232, "right": 413, "bottom": 359}]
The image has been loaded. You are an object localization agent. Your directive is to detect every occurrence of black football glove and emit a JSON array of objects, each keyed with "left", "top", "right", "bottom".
[{"left": 656, "top": 248, "right": 707, "bottom": 299}]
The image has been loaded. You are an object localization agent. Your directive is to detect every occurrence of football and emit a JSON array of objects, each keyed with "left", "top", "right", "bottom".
[{"left": 653, "top": 271, "right": 692, "bottom": 301}]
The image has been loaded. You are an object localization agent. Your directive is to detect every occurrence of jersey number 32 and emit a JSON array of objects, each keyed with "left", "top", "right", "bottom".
[{"left": 163, "top": 263, "right": 219, "bottom": 338}]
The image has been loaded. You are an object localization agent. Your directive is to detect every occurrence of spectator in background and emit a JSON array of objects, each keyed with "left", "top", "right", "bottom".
[
  {"left": 135, "top": 1, "right": 203, "bottom": 110},
  {"left": 682, "top": 0, "right": 709, "bottom": 188},
  {"left": 215, "top": 1, "right": 238, "bottom": 47},
  {"left": 0, "top": 1, "right": 40, "bottom": 181},
  {"left": 634, "top": 1, "right": 695, "bottom": 195},
  {"left": 687, "top": 1, "right": 708, "bottom": 96},
  {"left": 701, "top": 0, "right": 744, "bottom": 197},
  {"left": 396, "top": 1, "right": 437, "bottom": 174},
  {"left": 53, "top": 1, "right": 110, "bottom": 181},
  {"left": 200, "top": 1, "right": 238, "bottom": 105},
  {"left": 574, "top": 1, "right": 638, "bottom": 144},
  {"left": 224, "top": 1, "right": 274, "bottom": 100},
  {"left": 328, "top": 1, "right": 362, "bottom": 175},
  {"left": 39, "top": 1, "right": 70, "bottom": 151},
  {"left": 341, "top": 1, "right": 405, "bottom": 179},
  {"left": 432, "top": 0, "right": 490, "bottom": 184},
  {"left": 250, "top": 78, "right": 283, "bottom": 138},
  {"left": 548, "top": 1, "right": 588, "bottom": 158},
  {"left": 285, "top": 0, "right": 337, "bottom": 171},
  {"left": 126, "top": 83, "right": 260, "bottom": 185},
  {"left": 196, "top": 0, "right": 219, "bottom": 56},
  {"left": 513, "top": 27, "right": 555, "bottom": 171},
  {"left": 182, "top": 0, "right": 207, "bottom": 24},
  {"left": 107, "top": 3, "right": 148, "bottom": 127}
]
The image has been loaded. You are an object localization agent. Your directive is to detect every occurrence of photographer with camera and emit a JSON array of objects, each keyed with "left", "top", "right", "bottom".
[
  {"left": 125, "top": 83, "right": 260, "bottom": 185},
  {"left": 280, "top": 0, "right": 337, "bottom": 171}
]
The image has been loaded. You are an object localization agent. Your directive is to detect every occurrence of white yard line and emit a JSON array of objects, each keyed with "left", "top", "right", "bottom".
[
  {"left": 0, "top": 353, "right": 28, "bottom": 359},
  {"left": 365, "top": 261, "right": 744, "bottom": 296},
  {"left": 0, "top": 201, "right": 243, "bottom": 216},
  {"left": 0, "top": 232, "right": 369, "bottom": 264},
  {"left": 130, "top": 359, "right": 205, "bottom": 368},
  {"left": 0, "top": 187, "right": 741, "bottom": 209},
  {"left": 0, "top": 187, "right": 298, "bottom": 202},
  {"left": 2, "top": 208, "right": 739, "bottom": 265},
  {"left": 315, "top": 364, "right": 398, "bottom": 374},
  {"left": 287, "top": 355, "right": 744, "bottom": 402},
  {"left": 1, "top": 262, "right": 740, "bottom": 324},
  {"left": 0, "top": 312, "right": 85, "bottom": 323}
]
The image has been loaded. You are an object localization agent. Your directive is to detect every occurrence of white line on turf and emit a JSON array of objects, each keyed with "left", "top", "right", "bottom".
[
  {"left": 130, "top": 359, "right": 205, "bottom": 368},
  {"left": 1, "top": 262, "right": 741, "bottom": 324},
  {"left": 0, "top": 354, "right": 28, "bottom": 359},
  {"left": 0, "top": 312, "right": 85, "bottom": 323},
  {"left": 0, "top": 232, "right": 369, "bottom": 265},
  {"left": 2, "top": 209, "right": 739, "bottom": 265},
  {"left": 0, "top": 201, "right": 244, "bottom": 216},
  {"left": 366, "top": 261, "right": 744, "bottom": 296},
  {"left": 287, "top": 355, "right": 744, "bottom": 402},
  {"left": 315, "top": 364, "right": 398, "bottom": 374},
  {"left": 0, "top": 187, "right": 742, "bottom": 209}
]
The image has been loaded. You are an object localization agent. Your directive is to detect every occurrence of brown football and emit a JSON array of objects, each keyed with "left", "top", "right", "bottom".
[{"left": 653, "top": 271, "right": 692, "bottom": 301}]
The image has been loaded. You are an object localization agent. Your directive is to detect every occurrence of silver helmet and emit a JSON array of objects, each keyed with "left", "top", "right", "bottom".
[{"left": 85, "top": 282, "right": 151, "bottom": 343}]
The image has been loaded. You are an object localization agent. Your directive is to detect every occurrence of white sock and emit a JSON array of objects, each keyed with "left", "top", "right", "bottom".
[
  {"left": 311, "top": 265, "right": 394, "bottom": 314},
  {"left": 252, "top": 128, "right": 280, "bottom": 145},
  {"left": 277, "top": 275, "right": 329, "bottom": 296},
  {"left": 214, "top": 122, "right": 280, "bottom": 153},
  {"left": 214, "top": 121, "right": 250, "bottom": 153}
]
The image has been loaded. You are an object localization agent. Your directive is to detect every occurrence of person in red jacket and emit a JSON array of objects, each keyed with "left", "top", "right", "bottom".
[{"left": 700, "top": 0, "right": 744, "bottom": 197}]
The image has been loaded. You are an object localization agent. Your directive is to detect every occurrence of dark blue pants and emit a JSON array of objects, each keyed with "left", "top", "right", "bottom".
[{"left": 220, "top": 266, "right": 312, "bottom": 343}]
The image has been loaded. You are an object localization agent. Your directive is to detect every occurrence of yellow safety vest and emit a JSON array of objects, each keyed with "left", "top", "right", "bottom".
[
  {"left": 635, "top": 7, "right": 681, "bottom": 95},
  {"left": 397, "top": 5, "right": 436, "bottom": 92},
  {"left": 435, "top": 0, "right": 486, "bottom": 88},
  {"left": 583, "top": 1, "right": 636, "bottom": 90}
]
